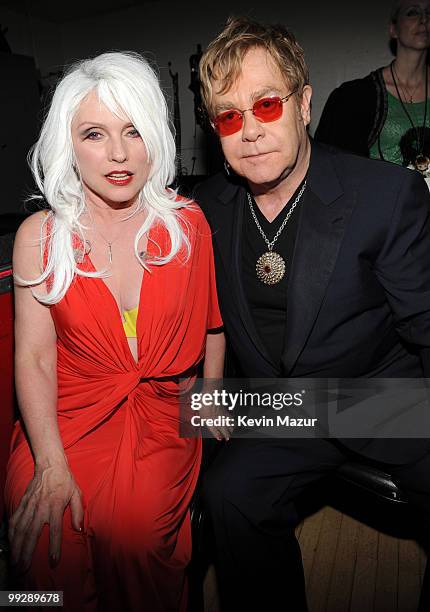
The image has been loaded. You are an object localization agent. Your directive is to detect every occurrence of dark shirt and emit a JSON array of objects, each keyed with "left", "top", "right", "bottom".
[{"left": 242, "top": 181, "right": 305, "bottom": 366}]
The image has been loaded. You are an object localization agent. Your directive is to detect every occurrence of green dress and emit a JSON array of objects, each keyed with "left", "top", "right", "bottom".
[{"left": 369, "top": 92, "right": 429, "bottom": 166}]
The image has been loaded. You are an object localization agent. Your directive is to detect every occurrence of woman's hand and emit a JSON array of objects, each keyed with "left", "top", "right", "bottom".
[
  {"left": 199, "top": 402, "right": 234, "bottom": 441},
  {"left": 8, "top": 462, "right": 84, "bottom": 572}
]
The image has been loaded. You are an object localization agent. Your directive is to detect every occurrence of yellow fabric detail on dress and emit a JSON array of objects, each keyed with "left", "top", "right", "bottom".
[{"left": 123, "top": 306, "right": 138, "bottom": 338}]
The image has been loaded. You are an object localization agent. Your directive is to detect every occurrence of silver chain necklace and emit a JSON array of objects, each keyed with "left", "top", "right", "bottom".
[
  {"left": 86, "top": 204, "right": 141, "bottom": 264},
  {"left": 91, "top": 226, "right": 121, "bottom": 264},
  {"left": 247, "top": 179, "right": 306, "bottom": 285}
]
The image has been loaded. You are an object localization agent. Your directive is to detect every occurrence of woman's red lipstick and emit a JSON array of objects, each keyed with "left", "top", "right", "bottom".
[{"left": 105, "top": 171, "right": 133, "bottom": 186}]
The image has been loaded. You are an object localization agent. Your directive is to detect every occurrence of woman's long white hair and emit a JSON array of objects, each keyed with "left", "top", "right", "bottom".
[{"left": 21, "top": 51, "right": 189, "bottom": 304}]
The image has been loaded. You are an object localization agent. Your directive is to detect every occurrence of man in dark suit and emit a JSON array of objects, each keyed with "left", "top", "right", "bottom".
[{"left": 194, "top": 15, "right": 430, "bottom": 612}]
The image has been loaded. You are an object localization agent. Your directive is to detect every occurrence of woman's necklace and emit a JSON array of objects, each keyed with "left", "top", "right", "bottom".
[
  {"left": 392, "top": 65, "right": 421, "bottom": 103},
  {"left": 247, "top": 180, "right": 306, "bottom": 285},
  {"left": 86, "top": 206, "right": 139, "bottom": 264},
  {"left": 91, "top": 225, "right": 119, "bottom": 264},
  {"left": 390, "top": 61, "right": 429, "bottom": 173}
]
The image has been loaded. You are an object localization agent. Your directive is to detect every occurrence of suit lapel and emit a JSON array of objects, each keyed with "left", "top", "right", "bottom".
[
  {"left": 282, "top": 144, "right": 357, "bottom": 374},
  {"left": 212, "top": 180, "right": 280, "bottom": 375}
]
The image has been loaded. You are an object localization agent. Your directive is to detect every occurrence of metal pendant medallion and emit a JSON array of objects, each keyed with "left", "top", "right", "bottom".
[
  {"left": 256, "top": 251, "right": 286, "bottom": 285},
  {"left": 414, "top": 154, "right": 430, "bottom": 174}
]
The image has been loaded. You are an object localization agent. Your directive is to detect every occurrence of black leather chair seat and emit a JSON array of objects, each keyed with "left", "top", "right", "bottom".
[{"left": 335, "top": 460, "right": 407, "bottom": 504}]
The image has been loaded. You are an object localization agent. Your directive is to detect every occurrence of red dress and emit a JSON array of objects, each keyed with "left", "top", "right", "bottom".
[{"left": 5, "top": 206, "right": 222, "bottom": 611}]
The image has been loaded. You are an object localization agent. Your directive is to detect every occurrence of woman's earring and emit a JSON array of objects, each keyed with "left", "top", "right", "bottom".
[{"left": 224, "top": 160, "right": 231, "bottom": 176}]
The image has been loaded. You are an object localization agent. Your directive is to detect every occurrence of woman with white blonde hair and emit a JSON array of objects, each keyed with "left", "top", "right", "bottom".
[{"left": 5, "top": 51, "right": 225, "bottom": 611}]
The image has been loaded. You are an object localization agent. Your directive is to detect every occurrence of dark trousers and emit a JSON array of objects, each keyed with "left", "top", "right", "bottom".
[{"left": 202, "top": 438, "right": 430, "bottom": 612}]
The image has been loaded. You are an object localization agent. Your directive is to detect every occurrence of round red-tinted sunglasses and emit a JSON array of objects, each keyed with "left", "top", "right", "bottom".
[{"left": 213, "top": 91, "right": 297, "bottom": 137}]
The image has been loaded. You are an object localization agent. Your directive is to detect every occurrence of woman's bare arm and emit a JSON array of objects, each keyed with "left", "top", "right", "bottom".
[
  {"left": 203, "top": 330, "right": 225, "bottom": 380},
  {"left": 202, "top": 331, "right": 231, "bottom": 440},
  {"left": 9, "top": 212, "right": 83, "bottom": 570}
]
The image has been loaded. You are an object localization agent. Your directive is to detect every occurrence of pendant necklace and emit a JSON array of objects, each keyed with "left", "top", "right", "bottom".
[
  {"left": 247, "top": 180, "right": 307, "bottom": 285},
  {"left": 390, "top": 61, "right": 429, "bottom": 174},
  {"left": 91, "top": 225, "right": 121, "bottom": 264},
  {"left": 393, "top": 66, "right": 421, "bottom": 103},
  {"left": 85, "top": 209, "right": 124, "bottom": 264},
  {"left": 91, "top": 227, "right": 147, "bottom": 264},
  {"left": 87, "top": 205, "right": 143, "bottom": 264}
]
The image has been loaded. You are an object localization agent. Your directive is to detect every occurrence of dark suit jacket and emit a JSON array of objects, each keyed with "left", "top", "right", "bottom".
[{"left": 194, "top": 141, "right": 430, "bottom": 463}]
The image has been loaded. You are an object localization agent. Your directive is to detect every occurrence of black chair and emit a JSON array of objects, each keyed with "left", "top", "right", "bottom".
[{"left": 336, "top": 459, "right": 408, "bottom": 503}]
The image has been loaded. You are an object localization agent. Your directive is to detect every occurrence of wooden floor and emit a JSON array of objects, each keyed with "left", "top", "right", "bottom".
[
  {"left": 1, "top": 506, "right": 425, "bottom": 612},
  {"left": 203, "top": 505, "right": 427, "bottom": 612}
]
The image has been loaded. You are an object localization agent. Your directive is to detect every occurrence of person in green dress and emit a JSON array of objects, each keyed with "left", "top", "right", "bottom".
[{"left": 315, "top": 0, "right": 430, "bottom": 179}]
